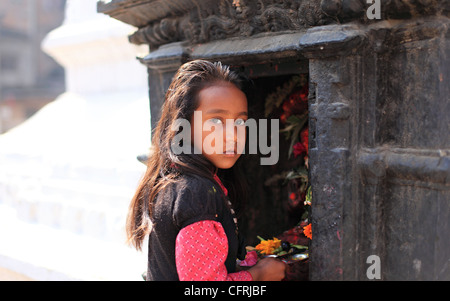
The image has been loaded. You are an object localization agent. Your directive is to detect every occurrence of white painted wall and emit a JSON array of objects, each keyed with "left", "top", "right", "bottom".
[{"left": 0, "top": 0, "right": 151, "bottom": 280}]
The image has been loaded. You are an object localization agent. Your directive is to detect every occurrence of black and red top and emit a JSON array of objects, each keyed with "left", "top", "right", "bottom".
[{"left": 146, "top": 173, "right": 252, "bottom": 281}]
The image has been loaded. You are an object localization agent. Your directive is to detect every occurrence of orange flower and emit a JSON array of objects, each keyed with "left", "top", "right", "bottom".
[
  {"left": 255, "top": 237, "right": 281, "bottom": 255},
  {"left": 303, "top": 223, "right": 312, "bottom": 239}
]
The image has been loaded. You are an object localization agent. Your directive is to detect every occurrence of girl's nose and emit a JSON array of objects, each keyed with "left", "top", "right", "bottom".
[{"left": 225, "top": 120, "right": 237, "bottom": 143}]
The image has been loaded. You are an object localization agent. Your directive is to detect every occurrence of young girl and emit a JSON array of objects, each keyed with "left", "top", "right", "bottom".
[{"left": 127, "top": 60, "right": 286, "bottom": 281}]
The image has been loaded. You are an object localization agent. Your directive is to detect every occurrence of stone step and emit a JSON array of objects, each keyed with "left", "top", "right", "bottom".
[{"left": 0, "top": 204, "right": 146, "bottom": 281}]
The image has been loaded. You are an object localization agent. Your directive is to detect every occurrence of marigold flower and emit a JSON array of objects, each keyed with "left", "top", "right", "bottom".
[
  {"left": 303, "top": 223, "right": 312, "bottom": 240},
  {"left": 255, "top": 237, "right": 282, "bottom": 255}
]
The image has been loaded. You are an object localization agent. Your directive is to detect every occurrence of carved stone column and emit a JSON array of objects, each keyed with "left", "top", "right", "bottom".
[
  {"left": 300, "top": 16, "right": 449, "bottom": 280},
  {"left": 300, "top": 24, "right": 366, "bottom": 280}
]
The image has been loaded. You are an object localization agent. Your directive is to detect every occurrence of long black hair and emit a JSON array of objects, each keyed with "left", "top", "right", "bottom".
[{"left": 126, "top": 60, "right": 248, "bottom": 250}]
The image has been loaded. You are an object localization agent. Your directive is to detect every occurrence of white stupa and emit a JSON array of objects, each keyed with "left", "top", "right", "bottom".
[{"left": 0, "top": 0, "right": 150, "bottom": 280}]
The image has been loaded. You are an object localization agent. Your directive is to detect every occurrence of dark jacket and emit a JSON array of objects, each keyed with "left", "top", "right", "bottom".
[{"left": 146, "top": 174, "right": 245, "bottom": 281}]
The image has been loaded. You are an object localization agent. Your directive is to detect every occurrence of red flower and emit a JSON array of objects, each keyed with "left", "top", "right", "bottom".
[
  {"left": 301, "top": 127, "right": 309, "bottom": 155},
  {"left": 280, "top": 112, "right": 287, "bottom": 124},
  {"left": 282, "top": 99, "right": 294, "bottom": 114},
  {"left": 293, "top": 142, "right": 307, "bottom": 158},
  {"left": 299, "top": 85, "right": 308, "bottom": 102},
  {"left": 293, "top": 127, "right": 309, "bottom": 158}
]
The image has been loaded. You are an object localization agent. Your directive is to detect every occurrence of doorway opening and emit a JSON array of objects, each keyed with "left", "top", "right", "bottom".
[{"left": 232, "top": 61, "right": 311, "bottom": 280}]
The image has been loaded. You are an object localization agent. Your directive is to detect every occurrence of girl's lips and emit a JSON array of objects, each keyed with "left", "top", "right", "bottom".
[{"left": 223, "top": 150, "right": 238, "bottom": 156}]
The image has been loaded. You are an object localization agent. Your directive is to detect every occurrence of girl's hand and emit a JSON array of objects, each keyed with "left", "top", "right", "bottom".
[{"left": 248, "top": 257, "right": 286, "bottom": 281}]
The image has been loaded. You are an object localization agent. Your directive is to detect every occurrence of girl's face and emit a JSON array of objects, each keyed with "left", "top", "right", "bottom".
[{"left": 191, "top": 82, "right": 248, "bottom": 169}]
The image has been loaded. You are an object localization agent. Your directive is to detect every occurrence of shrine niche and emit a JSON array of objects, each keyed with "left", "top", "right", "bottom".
[{"left": 99, "top": 0, "right": 449, "bottom": 280}]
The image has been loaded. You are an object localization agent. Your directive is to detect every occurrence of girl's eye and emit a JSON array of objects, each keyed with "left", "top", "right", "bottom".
[
  {"left": 210, "top": 118, "right": 223, "bottom": 124},
  {"left": 235, "top": 119, "right": 246, "bottom": 126}
]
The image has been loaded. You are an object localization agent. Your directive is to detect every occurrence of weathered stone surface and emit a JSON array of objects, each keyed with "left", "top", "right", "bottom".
[
  {"left": 302, "top": 16, "right": 449, "bottom": 280},
  {"left": 99, "top": 0, "right": 449, "bottom": 48}
]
